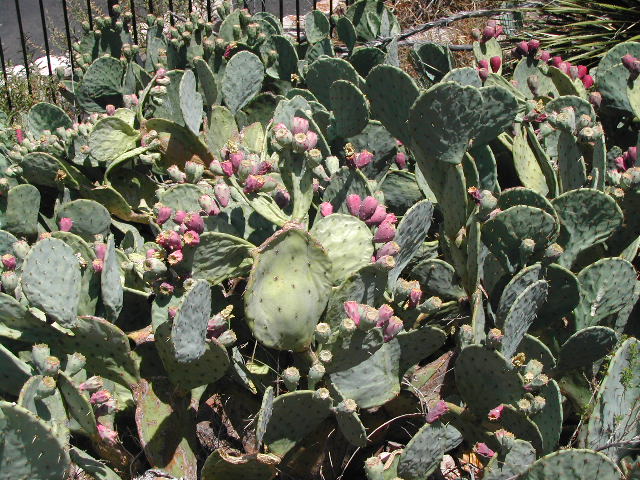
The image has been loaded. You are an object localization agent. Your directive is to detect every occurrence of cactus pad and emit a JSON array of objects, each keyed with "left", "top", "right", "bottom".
[
  {"left": 21, "top": 237, "right": 81, "bottom": 327},
  {"left": 245, "top": 227, "right": 332, "bottom": 351}
]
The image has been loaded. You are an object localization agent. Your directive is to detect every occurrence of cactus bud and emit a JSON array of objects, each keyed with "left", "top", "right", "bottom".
[
  {"left": 184, "top": 212, "right": 205, "bottom": 234},
  {"left": 292, "top": 116, "right": 309, "bottom": 135},
  {"left": 167, "top": 165, "right": 186, "bottom": 183},
  {"left": 185, "top": 161, "right": 204, "bottom": 183},
  {"left": 318, "top": 349, "right": 332, "bottom": 364},
  {"left": 376, "top": 241, "right": 400, "bottom": 260},
  {"left": 97, "top": 424, "right": 119, "bottom": 445},
  {"left": 1, "top": 254, "right": 16, "bottom": 271},
  {"left": 217, "top": 329, "right": 237, "bottom": 347},
  {"left": 315, "top": 322, "right": 331, "bottom": 344},
  {"left": 482, "top": 26, "right": 495, "bottom": 42},
  {"left": 486, "top": 328, "right": 504, "bottom": 349},
  {"left": 183, "top": 230, "right": 201, "bottom": 247},
  {"left": 308, "top": 363, "right": 326, "bottom": 390},
  {"left": 471, "top": 28, "right": 481, "bottom": 41},
  {"left": 282, "top": 366, "right": 301, "bottom": 391},
  {"left": 2, "top": 270, "right": 18, "bottom": 293},
  {"left": 79, "top": 376, "right": 104, "bottom": 392}
]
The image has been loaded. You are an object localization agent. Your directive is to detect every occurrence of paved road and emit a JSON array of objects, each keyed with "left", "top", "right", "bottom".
[{"left": 1, "top": 0, "right": 313, "bottom": 66}]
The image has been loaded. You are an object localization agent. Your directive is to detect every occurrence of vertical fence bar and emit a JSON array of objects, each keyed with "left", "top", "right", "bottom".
[
  {"left": 295, "top": 0, "right": 300, "bottom": 42},
  {"left": 207, "top": 0, "right": 212, "bottom": 21},
  {"left": 329, "top": 0, "right": 333, "bottom": 27},
  {"left": 168, "top": 0, "right": 175, "bottom": 25},
  {"left": 261, "top": 0, "right": 265, "bottom": 12},
  {"left": 313, "top": 0, "right": 317, "bottom": 10},
  {"left": 13, "top": 0, "right": 32, "bottom": 95},
  {"left": 38, "top": 0, "right": 56, "bottom": 101},
  {"left": 148, "top": 0, "right": 154, "bottom": 14},
  {"left": 279, "top": 0, "right": 283, "bottom": 23},
  {"left": 188, "top": 0, "right": 192, "bottom": 13},
  {"left": 86, "top": 0, "right": 94, "bottom": 29},
  {"left": 61, "top": 0, "right": 75, "bottom": 72},
  {"left": 0, "top": 34, "right": 12, "bottom": 111},
  {"left": 129, "top": 0, "right": 139, "bottom": 44}
]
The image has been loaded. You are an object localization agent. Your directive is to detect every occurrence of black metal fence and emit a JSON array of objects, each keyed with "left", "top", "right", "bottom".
[{"left": 0, "top": 0, "right": 340, "bottom": 111}]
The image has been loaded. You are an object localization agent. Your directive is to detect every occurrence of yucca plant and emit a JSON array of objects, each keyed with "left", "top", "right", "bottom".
[{"left": 524, "top": 0, "right": 640, "bottom": 66}]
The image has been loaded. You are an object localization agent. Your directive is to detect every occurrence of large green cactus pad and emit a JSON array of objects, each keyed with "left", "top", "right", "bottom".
[{"left": 245, "top": 227, "right": 332, "bottom": 351}]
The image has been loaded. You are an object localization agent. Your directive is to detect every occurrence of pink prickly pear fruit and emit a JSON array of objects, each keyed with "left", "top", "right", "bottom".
[
  {"left": 477, "top": 59, "right": 489, "bottom": 70},
  {"left": 475, "top": 443, "right": 496, "bottom": 458},
  {"left": 558, "top": 62, "right": 570, "bottom": 75},
  {"left": 376, "top": 241, "right": 400, "bottom": 259},
  {"left": 482, "top": 26, "right": 495, "bottom": 42},
  {"left": 229, "top": 151, "right": 244, "bottom": 171},
  {"left": 346, "top": 194, "right": 362, "bottom": 217},
  {"left": 374, "top": 221, "right": 396, "bottom": 243},
  {"left": 577, "top": 65, "right": 588, "bottom": 78},
  {"left": 168, "top": 306, "right": 178, "bottom": 319},
  {"left": 59, "top": 217, "right": 73, "bottom": 232},
  {"left": 527, "top": 39, "right": 540, "bottom": 52},
  {"left": 199, "top": 195, "right": 219, "bottom": 216},
  {"left": 622, "top": 54, "right": 636, "bottom": 71},
  {"left": 358, "top": 196, "right": 379, "bottom": 221},
  {"left": 221, "top": 160, "right": 234, "bottom": 177},
  {"left": 344, "top": 301, "right": 361, "bottom": 325},
  {"left": 539, "top": 50, "right": 551, "bottom": 62},
  {"left": 354, "top": 150, "right": 373, "bottom": 168},
  {"left": 426, "top": 400, "right": 449, "bottom": 423},
  {"left": 384, "top": 212, "right": 398, "bottom": 225},
  {"left": 488, "top": 404, "right": 505, "bottom": 421},
  {"left": 589, "top": 91, "right": 602, "bottom": 108},
  {"left": 90, "top": 390, "right": 112, "bottom": 405},
  {"left": 183, "top": 230, "right": 200, "bottom": 246},
  {"left": 92, "top": 258, "right": 104, "bottom": 273},
  {"left": 79, "top": 376, "right": 103, "bottom": 392},
  {"left": 292, "top": 116, "right": 309, "bottom": 135},
  {"left": 304, "top": 131, "right": 318, "bottom": 150},
  {"left": 478, "top": 68, "right": 489, "bottom": 82},
  {"left": 1, "top": 254, "right": 16, "bottom": 271},
  {"left": 214, "top": 182, "right": 231, "bottom": 208},
  {"left": 167, "top": 250, "right": 184, "bottom": 265},
  {"left": 490, "top": 56, "right": 501, "bottom": 73},
  {"left": 551, "top": 56, "right": 563, "bottom": 67},
  {"left": 173, "top": 210, "right": 187, "bottom": 225},
  {"left": 615, "top": 156, "right": 627, "bottom": 172},
  {"left": 495, "top": 25, "right": 503, "bottom": 37},
  {"left": 582, "top": 75, "right": 594, "bottom": 89},
  {"left": 376, "top": 304, "right": 394, "bottom": 327},
  {"left": 15, "top": 128, "right": 24, "bottom": 144},
  {"left": 517, "top": 41, "right": 529, "bottom": 55},
  {"left": 376, "top": 255, "right": 396, "bottom": 269},
  {"left": 159, "top": 282, "right": 174, "bottom": 295},
  {"left": 184, "top": 212, "right": 205, "bottom": 233},
  {"left": 395, "top": 152, "right": 407, "bottom": 169},
  {"left": 97, "top": 424, "right": 119, "bottom": 445},
  {"left": 629, "top": 147, "right": 638, "bottom": 164},
  {"left": 384, "top": 316, "right": 403, "bottom": 341},
  {"left": 408, "top": 288, "right": 423, "bottom": 309},
  {"left": 243, "top": 175, "right": 265, "bottom": 194},
  {"left": 156, "top": 205, "right": 173, "bottom": 225},
  {"left": 319, "top": 202, "right": 333, "bottom": 217}
]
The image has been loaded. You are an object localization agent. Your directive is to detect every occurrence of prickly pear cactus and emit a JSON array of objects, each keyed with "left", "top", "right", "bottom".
[{"left": 0, "top": 6, "right": 638, "bottom": 480}]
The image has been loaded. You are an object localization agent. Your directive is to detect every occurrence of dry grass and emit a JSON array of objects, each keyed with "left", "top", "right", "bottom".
[{"left": 388, "top": 0, "right": 507, "bottom": 68}]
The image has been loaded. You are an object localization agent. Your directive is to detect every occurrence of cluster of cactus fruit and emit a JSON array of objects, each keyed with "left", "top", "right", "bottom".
[{"left": 1, "top": 1, "right": 640, "bottom": 479}]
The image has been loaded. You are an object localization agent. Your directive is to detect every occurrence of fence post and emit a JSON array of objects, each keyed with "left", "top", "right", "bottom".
[
  {"left": 61, "top": 0, "right": 75, "bottom": 73},
  {"left": 86, "top": 0, "right": 94, "bottom": 29},
  {"left": 129, "top": 0, "right": 139, "bottom": 44},
  {"left": 38, "top": 0, "right": 56, "bottom": 102},
  {"left": 13, "top": 0, "right": 32, "bottom": 95},
  {"left": 0, "top": 34, "right": 12, "bottom": 111}
]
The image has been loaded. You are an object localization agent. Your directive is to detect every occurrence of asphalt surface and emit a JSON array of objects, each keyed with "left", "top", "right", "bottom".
[{"left": 0, "top": 0, "right": 313, "bottom": 66}]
